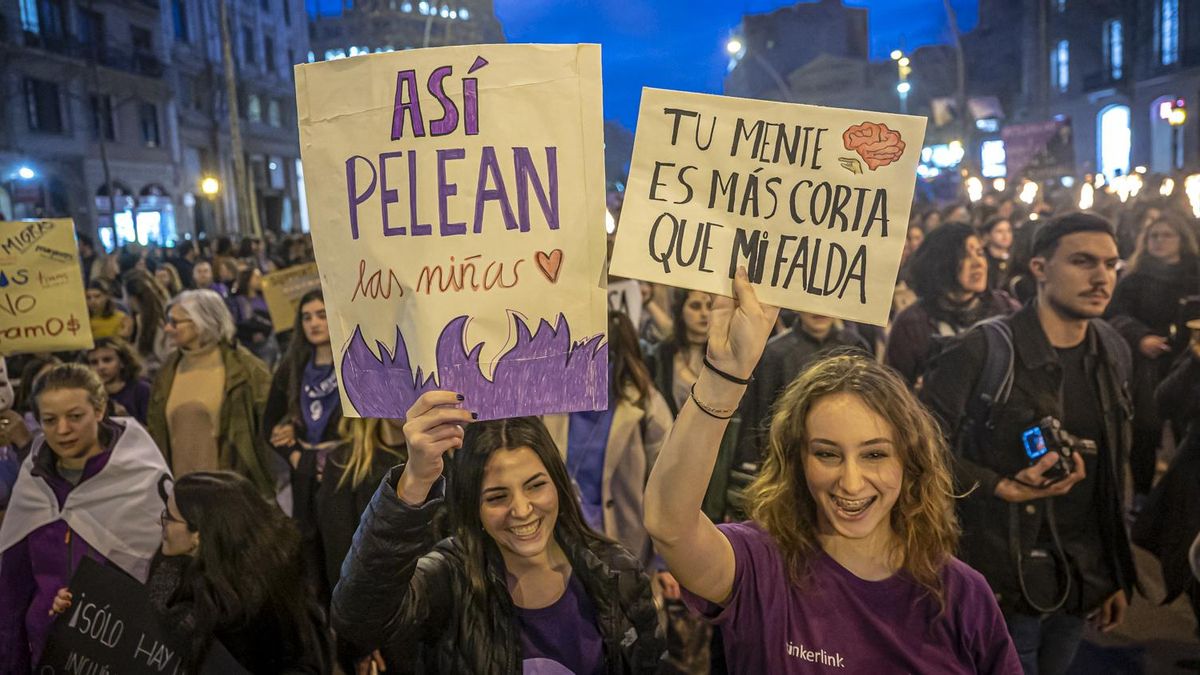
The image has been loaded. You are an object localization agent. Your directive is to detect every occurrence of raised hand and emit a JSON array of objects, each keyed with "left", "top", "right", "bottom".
[
  {"left": 706, "top": 267, "right": 781, "bottom": 381},
  {"left": 396, "top": 391, "right": 474, "bottom": 505}
]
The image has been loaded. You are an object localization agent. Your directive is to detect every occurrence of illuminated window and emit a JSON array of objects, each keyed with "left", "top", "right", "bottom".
[
  {"left": 247, "top": 94, "right": 262, "bottom": 123},
  {"left": 1103, "top": 19, "right": 1123, "bottom": 80},
  {"left": 1098, "top": 104, "right": 1131, "bottom": 178},
  {"left": 1050, "top": 40, "right": 1069, "bottom": 92},
  {"left": 1157, "top": 0, "right": 1179, "bottom": 65}
]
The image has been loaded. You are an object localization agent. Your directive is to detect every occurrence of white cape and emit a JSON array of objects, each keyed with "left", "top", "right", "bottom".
[{"left": 0, "top": 417, "right": 171, "bottom": 582}]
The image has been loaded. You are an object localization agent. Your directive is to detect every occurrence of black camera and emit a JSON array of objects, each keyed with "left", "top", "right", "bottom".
[{"left": 1020, "top": 417, "right": 1096, "bottom": 483}]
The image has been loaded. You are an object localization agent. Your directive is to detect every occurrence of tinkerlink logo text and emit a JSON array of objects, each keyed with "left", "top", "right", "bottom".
[{"left": 787, "top": 641, "right": 846, "bottom": 668}]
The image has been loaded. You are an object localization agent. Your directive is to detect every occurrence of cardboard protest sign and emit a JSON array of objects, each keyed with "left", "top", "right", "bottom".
[
  {"left": 38, "top": 557, "right": 248, "bottom": 674},
  {"left": 261, "top": 262, "right": 322, "bottom": 332},
  {"left": 296, "top": 44, "right": 608, "bottom": 419},
  {"left": 0, "top": 219, "right": 93, "bottom": 354},
  {"left": 607, "top": 278, "right": 643, "bottom": 330},
  {"left": 609, "top": 89, "right": 926, "bottom": 326}
]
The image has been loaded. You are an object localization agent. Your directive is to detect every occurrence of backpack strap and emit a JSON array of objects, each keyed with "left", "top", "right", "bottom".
[{"left": 957, "top": 317, "right": 1015, "bottom": 460}]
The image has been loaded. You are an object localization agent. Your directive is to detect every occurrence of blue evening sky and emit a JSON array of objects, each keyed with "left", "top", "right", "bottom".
[{"left": 306, "top": 0, "right": 978, "bottom": 129}]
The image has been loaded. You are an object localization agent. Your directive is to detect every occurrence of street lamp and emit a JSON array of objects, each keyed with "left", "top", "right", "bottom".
[
  {"left": 16, "top": 166, "right": 36, "bottom": 180},
  {"left": 200, "top": 176, "right": 220, "bottom": 196},
  {"left": 1168, "top": 98, "right": 1187, "bottom": 170},
  {"left": 724, "top": 35, "right": 794, "bottom": 102},
  {"left": 725, "top": 38, "right": 743, "bottom": 56},
  {"left": 892, "top": 49, "right": 912, "bottom": 114}
]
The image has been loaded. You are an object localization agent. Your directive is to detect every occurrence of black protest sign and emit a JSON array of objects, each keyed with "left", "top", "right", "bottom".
[{"left": 37, "top": 557, "right": 248, "bottom": 675}]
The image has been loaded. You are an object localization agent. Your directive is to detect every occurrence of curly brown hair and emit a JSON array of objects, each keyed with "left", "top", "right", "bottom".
[{"left": 743, "top": 352, "right": 959, "bottom": 610}]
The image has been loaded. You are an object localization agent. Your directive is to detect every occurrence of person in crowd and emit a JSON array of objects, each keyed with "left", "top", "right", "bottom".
[
  {"left": 215, "top": 255, "right": 240, "bottom": 292},
  {"left": 3, "top": 356, "right": 65, "bottom": 446},
  {"left": 646, "top": 290, "right": 712, "bottom": 415},
  {"left": 637, "top": 281, "right": 673, "bottom": 347},
  {"left": 1134, "top": 319, "right": 1200, "bottom": 641},
  {"left": 147, "top": 289, "right": 275, "bottom": 497},
  {"left": 238, "top": 236, "right": 269, "bottom": 272},
  {"left": 77, "top": 233, "right": 102, "bottom": 286},
  {"left": 85, "top": 278, "right": 133, "bottom": 340},
  {"left": 169, "top": 241, "right": 198, "bottom": 290},
  {"left": 543, "top": 310, "right": 672, "bottom": 568},
  {"left": 0, "top": 364, "right": 169, "bottom": 671},
  {"left": 134, "top": 471, "right": 330, "bottom": 672},
  {"left": 885, "top": 222, "right": 1019, "bottom": 387},
  {"left": 1105, "top": 214, "right": 1200, "bottom": 510},
  {"left": 1117, "top": 205, "right": 1162, "bottom": 260},
  {"left": 642, "top": 268, "right": 1020, "bottom": 673},
  {"left": 981, "top": 215, "right": 1015, "bottom": 291},
  {"left": 1005, "top": 219, "right": 1041, "bottom": 304},
  {"left": 892, "top": 223, "right": 926, "bottom": 317},
  {"left": 332, "top": 401, "right": 664, "bottom": 673},
  {"left": 735, "top": 313, "right": 869, "bottom": 468},
  {"left": 317, "top": 417, "right": 406, "bottom": 673},
  {"left": 263, "top": 291, "right": 341, "bottom": 598},
  {"left": 922, "top": 214, "right": 1136, "bottom": 674},
  {"left": 124, "top": 270, "right": 172, "bottom": 375},
  {"left": 191, "top": 259, "right": 229, "bottom": 298},
  {"left": 87, "top": 337, "right": 153, "bottom": 424},
  {"left": 155, "top": 262, "right": 184, "bottom": 297},
  {"left": 228, "top": 267, "right": 279, "bottom": 367},
  {"left": 922, "top": 209, "right": 943, "bottom": 232}
]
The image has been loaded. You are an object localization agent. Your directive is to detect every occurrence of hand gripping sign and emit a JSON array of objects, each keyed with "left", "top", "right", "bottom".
[
  {"left": 296, "top": 45, "right": 608, "bottom": 420},
  {"left": 609, "top": 89, "right": 927, "bottom": 326}
]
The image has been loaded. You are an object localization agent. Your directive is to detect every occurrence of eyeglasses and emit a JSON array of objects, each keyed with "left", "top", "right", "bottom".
[
  {"left": 160, "top": 508, "right": 186, "bottom": 528},
  {"left": 164, "top": 315, "right": 194, "bottom": 327}
]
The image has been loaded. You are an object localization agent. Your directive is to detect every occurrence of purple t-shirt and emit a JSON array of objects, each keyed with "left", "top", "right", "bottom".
[
  {"left": 683, "top": 522, "right": 1021, "bottom": 674},
  {"left": 517, "top": 574, "right": 604, "bottom": 675}
]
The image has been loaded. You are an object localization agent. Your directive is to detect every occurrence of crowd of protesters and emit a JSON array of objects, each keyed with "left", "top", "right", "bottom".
[{"left": 0, "top": 173, "right": 1198, "bottom": 674}]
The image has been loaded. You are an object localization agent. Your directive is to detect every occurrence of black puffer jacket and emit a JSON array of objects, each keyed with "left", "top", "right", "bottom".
[{"left": 331, "top": 467, "right": 665, "bottom": 674}]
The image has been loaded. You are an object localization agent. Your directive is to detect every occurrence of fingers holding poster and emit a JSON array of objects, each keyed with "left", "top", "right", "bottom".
[
  {"left": 608, "top": 89, "right": 926, "bottom": 326},
  {"left": 297, "top": 44, "right": 608, "bottom": 420},
  {"left": 0, "top": 219, "right": 93, "bottom": 354}
]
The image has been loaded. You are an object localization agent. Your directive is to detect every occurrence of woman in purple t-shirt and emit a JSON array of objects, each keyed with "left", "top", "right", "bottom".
[{"left": 644, "top": 268, "right": 1021, "bottom": 674}]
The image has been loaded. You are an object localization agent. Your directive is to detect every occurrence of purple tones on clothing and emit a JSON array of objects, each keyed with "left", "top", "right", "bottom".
[
  {"left": 340, "top": 313, "right": 607, "bottom": 420},
  {"left": 682, "top": 522, "right": 1022, "bottom": 674},
  {"left": 300, "top": 360, "right": 339, "bottom": 447},
  {"left": 0, "top": 421, "right": 124, "bottom": 672},
  {"left": 517, "top": 574, "right": 604, "bottom": 675},
  {"left": 110, "top": 378, "right": 152, "bottom": 424},
  {"left": 566, "top": 408, "right": 614, "bottom": 533}
]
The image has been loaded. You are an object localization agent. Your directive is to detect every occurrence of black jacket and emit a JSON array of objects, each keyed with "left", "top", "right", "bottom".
[
  {"left": 331, "top": 468, "right": 665, "bottom": 674},
  {"left": 921, "top": 302, "right": 1137, "bottom": 615},
  {"left": 885, "top": 290, "right": 1019, "bottom": 387}
]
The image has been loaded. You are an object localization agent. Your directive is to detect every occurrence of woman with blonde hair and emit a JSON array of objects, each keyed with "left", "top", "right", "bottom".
[
  {"left": 643, "top": 269, "right": 1019, "bottom": 673},
  {"left": 316, "top": 416, "right": 405, "bottom": 674}
]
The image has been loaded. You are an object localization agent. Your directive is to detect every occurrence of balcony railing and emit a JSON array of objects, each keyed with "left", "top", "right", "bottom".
[{"left": 21, "top": 31, "right": 163, "bottom": 78}]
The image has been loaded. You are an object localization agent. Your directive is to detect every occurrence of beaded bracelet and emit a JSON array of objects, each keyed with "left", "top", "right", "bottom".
[
  {"left": 689, "top": 384, "right": 737, "bottom": 420},
  {"left": 703, "top": 355, "right": 752, "bottom": 385}
]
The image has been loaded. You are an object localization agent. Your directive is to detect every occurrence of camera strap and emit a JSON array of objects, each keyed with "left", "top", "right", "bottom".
[{"left": 1009, "top": 500, "right": 1072, "bottom": 614}]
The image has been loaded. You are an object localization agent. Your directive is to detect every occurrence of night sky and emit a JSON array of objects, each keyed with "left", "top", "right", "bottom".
[{"left": 307, "top": 0, "right": 978, "bottom": 130}]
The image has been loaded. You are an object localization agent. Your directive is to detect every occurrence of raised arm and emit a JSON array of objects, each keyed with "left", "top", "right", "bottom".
[{"left": 643, "top": 268, "right": 778, "bottom": 605}]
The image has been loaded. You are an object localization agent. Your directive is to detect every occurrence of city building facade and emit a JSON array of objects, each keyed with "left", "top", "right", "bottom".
[
  {"left": 307, "top": 0, "right": 503, "bottom": 62},
  {"left": 0, "top": 0, "right": 309, "bottom": 248}
]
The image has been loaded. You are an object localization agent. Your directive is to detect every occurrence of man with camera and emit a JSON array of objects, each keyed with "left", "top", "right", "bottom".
[{"left": 922, "top": 213, "right": 1136, "bottom": 675}]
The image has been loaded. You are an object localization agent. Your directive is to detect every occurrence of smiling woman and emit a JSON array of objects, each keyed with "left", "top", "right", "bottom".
[
  {"left": 642, "top": 269, "right": 1022, "bottom": 674},
  {"left": 331, "top": 404, "right": 664, "bottom": 673}
]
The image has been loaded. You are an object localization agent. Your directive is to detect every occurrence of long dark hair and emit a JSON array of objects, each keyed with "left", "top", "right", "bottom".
[
  {"left": 608, "top": 310, "right": 652, "bottom": 407},
  {"left": 908, "top": 222, "right": 978, "bottom": 301},
  {"left": 669, "top": 288, "right": 709, "bottom": 353},
  {"left": 168, "top": 471, "right": 323, "bottom": 670},
  {"left": 447, "top": 418, "right": 612, "bottom": 634},
  {"left": 232, "top": 267, "right": 259, "bottom": 298},
  {"left": 279, "top": 289, "right": 326, "bottom": 423}
]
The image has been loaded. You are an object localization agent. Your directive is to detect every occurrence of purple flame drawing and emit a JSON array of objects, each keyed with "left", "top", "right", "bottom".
[{"left": 341, "top": 313, "right": 607, "bottom": 420}]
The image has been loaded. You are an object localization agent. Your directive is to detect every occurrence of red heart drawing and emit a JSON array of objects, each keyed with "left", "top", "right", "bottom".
[{"left": 534, "top": 249, "right": 563, "bottom": 283}]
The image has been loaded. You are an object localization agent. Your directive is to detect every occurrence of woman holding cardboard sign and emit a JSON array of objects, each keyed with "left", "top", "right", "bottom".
[
  {"left": 332, "top": 406, "right": 664, "bottom": 673},
  {"left": 642, "top": 268, "right": 1020, "bottom": 673}
]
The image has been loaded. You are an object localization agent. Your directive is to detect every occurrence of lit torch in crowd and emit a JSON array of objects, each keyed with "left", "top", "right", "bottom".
[
  {"left": 1079, "top": 183, "right": 1094, "bottom": 210},
  {"left": 965, "top": 176, "right": 983, "bottom": 202},
  {"left": 1185, "top": 175, "right": 1200, "bottom": 217},
  {"left": 1018, "top": 180, "right": 1038, "bottom": 205}
]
